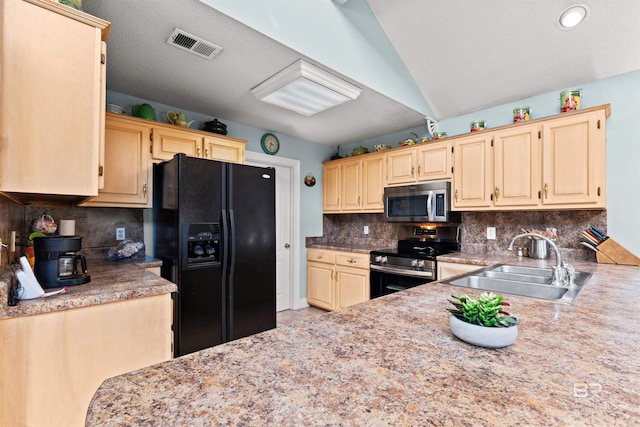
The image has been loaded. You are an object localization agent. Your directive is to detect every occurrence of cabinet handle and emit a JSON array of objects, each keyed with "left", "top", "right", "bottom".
[
  {"left": 411, "top": 166, "right": 414, "bottom": 177},
  {"left": 358, "top": 196, "right": 360, "bottom": 205},
  {"left": 143, "top": 183, "right": 147, "bottom": 195},
  {"left": 417, "top": 166, "right": 421, "bottom": 176},
  {"left": 205, "top": 147, "right": 209, "bottom": 158},
  {"left": 454, "top": 189, "right": 458, "bottom": 202},
  {"left": 98, "top": 165, "right": 104, "bottom": 177},
  {"left": 544, "top": 182, "right": 549, "bottom": 199},
  {"left": 197, "top": 145, "right": 201, "bottom": 157},
  {"left": 494, "top": 186, "right": 499, "bottom": 201},
  {"left": 348, "top": 258, "right": 356, "bottom": 263}
]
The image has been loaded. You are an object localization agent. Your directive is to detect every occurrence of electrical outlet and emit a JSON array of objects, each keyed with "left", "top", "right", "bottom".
[
  {"left": 116, "top": 227, "right": 126, "bottom": 241},
  {"left": 364, "top": 226, "right": 369, "bottom": 235},
  {"left": 487, "top": 227, "right": 496, "bottom": 240}
]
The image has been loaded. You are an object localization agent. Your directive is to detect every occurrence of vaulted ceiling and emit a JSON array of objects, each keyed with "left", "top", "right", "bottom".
[{"left": 83, "top": 0, "right": 640, "bottom": 145}]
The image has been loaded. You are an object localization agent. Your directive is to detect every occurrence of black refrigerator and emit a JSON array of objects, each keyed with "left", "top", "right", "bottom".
[{"left": 153, "top": 153, "right": 276, "bottom": 357}]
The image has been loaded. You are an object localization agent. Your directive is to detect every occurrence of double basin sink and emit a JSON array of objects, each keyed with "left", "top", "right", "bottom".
[{"left": 442, "top": 264, "right": 592, "bottom": 304}]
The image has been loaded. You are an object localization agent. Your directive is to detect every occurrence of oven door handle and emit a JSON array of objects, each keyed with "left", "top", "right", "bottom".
[{"left": 370, "top": 264, "right": 434, "bottom": 278}]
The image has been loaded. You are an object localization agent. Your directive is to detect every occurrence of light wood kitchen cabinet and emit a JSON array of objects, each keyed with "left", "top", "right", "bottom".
[
  {"left": 0, "top": 293, "right": 173, "bottom": 427},
  {"left": 386, "top": 141, "right": 452, "bottom": 186},
  {"left": 386, "top": 149, "right": 416, "bottom": 185},
  {"left": 341, "top": 158, "right": 362, "bottom": 211},
  {"left": 541, "top": 108, "right": 607, "bottom": 208},
  {"left": 204, "top": 135, "right": 246, "bottom": 163},
  {"left": 492, "top": 124, "right": 541, "bottom": 208},
  {"left": 416, "top": 141, "right": 452, "bottom": 181},
  {"left": 452, "top": 132, "right": 494, "bottom": 209},
  {"left": 322, "top": 154, "right": 385, "bottom": 213},
  {"left": 437, "top": 261, "right": 484, "bottom": 281},
  {"left": 80, "top": 113, "right": 152, "bottom": 207},
  {"left": 307, "top": 248, "right": 369, "bottom": 311},
  {"left": 0, "top": 0, "right": 109, "bottom": 203},
  {"left": 151, "top": 124, "right": 246, "bottom": 164},
  {"left": 322, "top": 162, "right": 342, "bottom": 212},
  {"left": 361, "top": 153, "right": 385, "bottom": 211},
  {"left": 452, "top": 105, "right": 608, "bottom": 211},
  {"left": 452, "top": 125, "right": 540, "bottom": 210},
  {"left": 307, "top": 249, "right": 336, "bottom": 310}
]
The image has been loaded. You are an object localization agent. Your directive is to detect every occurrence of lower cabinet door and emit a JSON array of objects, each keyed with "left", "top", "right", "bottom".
[
  {"left": 335, "top": 266, "right": 369, "bottom": 310},
  {"left": 307, "top": 261, "right": 334, "bottom": 310}
]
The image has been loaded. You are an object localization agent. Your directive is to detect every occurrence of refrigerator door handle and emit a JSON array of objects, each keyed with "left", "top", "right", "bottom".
[
  {"left": 221, "top": 208, "right": 229, "bottom": 340},
  {"left": 227, "top": 207, "right": 236, "bottom": 338}
]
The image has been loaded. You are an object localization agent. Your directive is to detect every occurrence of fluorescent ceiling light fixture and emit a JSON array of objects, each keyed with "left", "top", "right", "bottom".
[
  {"left": 559, "top": 5, "right": 589, "bottom": 29},
  {"left": 251, "top": 60, "right": 362, "bottom": 116}
]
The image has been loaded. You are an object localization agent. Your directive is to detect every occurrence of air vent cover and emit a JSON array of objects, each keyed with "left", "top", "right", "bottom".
[{"left": 166, "top": 28, "right": 222, "bottom": 60}]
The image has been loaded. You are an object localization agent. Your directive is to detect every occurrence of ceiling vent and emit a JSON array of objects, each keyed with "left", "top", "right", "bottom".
[{"left": 166, "top": 28, "right": 222, "bottom": 60}]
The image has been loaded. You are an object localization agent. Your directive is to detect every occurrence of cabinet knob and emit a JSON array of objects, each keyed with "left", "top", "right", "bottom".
[
  {"left": 143, "top": 183, "right": 147, "bottom": 195},
  {"left": 544, "top": 182, "right": 549, "bottom": 199},
  {"left": 494, "top": 186, "right": 499, "bottom": 201}
]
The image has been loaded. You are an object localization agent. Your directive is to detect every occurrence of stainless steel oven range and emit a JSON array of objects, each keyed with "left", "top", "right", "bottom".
[{"left": 370, "top": 226, "right": 460, "bottom": 298}]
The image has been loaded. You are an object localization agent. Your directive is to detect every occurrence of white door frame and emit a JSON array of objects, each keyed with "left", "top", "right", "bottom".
[{"left": 245, "top": 151, "right": 301, "bottom": 310}]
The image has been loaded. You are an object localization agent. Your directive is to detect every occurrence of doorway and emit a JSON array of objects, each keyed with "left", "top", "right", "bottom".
[{"left": 245, "top": 152, "right": 300, "bottom": 312}]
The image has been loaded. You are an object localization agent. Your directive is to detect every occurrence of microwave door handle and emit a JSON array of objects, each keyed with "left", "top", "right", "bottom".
[{"left": 426, "top": 191, "right": 434, "bottom": 220}]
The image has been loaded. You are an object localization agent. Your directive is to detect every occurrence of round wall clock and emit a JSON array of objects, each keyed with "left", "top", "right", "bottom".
[{"left": 260, "top": 133, "right": 280, "bottom": 155}]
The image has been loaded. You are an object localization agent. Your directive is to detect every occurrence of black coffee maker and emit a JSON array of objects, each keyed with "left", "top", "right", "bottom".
[{"left": 33, "top": 236, "right": 90, "bottom": 289}]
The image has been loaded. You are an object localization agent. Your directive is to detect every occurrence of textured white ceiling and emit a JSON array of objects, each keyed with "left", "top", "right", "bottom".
[
  {"left": 83, "top": 0, "right": 640, "bottom": 145},
  {"left": 368, "top": 0, "right": 640, "bottom": 119}
]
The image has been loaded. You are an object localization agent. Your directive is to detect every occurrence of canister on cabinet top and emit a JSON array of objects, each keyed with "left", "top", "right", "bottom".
[
  {"left": 513, "top": 106, "right": 531, "bottom": 122},
  {"left": 470, "top": 120, "right": 486, "bottom": 132},
  {"left": 560, "top": 89, "right": 582, "bottom": 112}
]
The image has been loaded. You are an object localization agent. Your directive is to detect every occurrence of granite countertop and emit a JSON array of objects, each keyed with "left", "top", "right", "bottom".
[
  {"left": 86, "top": 258, "right": 640, "bottom": 426},
  {"left": 307, "top": 243, "right": 394, "bottom": 254},
  {"left": 0, "top": 256, "right": 176, "bottom": 319}
]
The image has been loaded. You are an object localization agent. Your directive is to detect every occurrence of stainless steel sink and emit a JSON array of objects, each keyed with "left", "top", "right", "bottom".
[{"left": 442, "top": 264, "right": 592, "bottom": 304}]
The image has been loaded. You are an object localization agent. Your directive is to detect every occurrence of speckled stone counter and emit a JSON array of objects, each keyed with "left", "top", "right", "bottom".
[
  {"left": 306, "top": 243, "right": 393, "bottom": 254},
  {"left": 87, "top": 259, "right": 640, "bottom": 426},
  {"left": 0, "top": 256, "right": 176, "bottom": 319}
]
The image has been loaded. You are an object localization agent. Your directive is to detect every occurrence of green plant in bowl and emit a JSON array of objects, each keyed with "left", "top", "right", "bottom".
[{"left": 448, "top": 292, "right": 517, "bottom": 327}]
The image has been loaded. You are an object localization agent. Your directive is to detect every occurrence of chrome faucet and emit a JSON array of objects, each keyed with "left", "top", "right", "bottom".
[{"left": 508, "top": 233, "right": 574, "bottom": 286}]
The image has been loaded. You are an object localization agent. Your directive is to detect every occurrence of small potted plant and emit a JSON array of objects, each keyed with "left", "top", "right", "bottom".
[{"left": 448, "top": 292, "right": 518, "bottom": 348}]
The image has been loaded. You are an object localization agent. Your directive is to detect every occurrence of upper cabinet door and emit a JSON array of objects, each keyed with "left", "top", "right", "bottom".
[
  {"left": 452, "top": 133, "right": 493, "bottom": 209},
  {"left": 416, "top": 141, "right": 452, "bottom": 181},
  {"left": 80, "top": 115, "right": 152, "bottom": 207},
  {"left": 323, "top": 162, "right": 341, "bottom": 213},
  {"left": 0, "top": 0, "right": 109, "bottom": 199},
  {"left": 151, "top": 127, "right": 202, "bottom": 161},
  {"left": 386, "top": 149, "right": 416, "bottom": 185},
  {"left": 493, "top": 124, "right": 541, "bottom": 208},
  {"left": 361, "top": 154, "right": 385, "bottom": 212},
  {"left": 203, "top": 136, "right": 246, "bottom": 164},
  {"left": 340, "top": 158, "right": 362, "bottom": 211},
  {"left": 541, "top": 110, "right": 606, "bottom": 207}
]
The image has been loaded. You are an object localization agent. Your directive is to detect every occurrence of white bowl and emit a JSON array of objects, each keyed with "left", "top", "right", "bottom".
[
  {"left": 449, "top": 315, "right": 518, "bottom": 348},
  {"left": 106, "top": 103, "right": 125, "bottom": 114}
]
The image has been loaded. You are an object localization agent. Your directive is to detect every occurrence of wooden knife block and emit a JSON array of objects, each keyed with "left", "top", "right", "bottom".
[{"left": 596, "top": 238, "right": 640, "bottom": 266}]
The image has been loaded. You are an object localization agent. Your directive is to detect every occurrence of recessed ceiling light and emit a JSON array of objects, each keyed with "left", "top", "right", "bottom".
[{"left": 559, "top": 5, "right": 589, "bottom": 29}]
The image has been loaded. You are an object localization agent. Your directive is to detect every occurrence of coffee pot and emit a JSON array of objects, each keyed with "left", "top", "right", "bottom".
[
  {"left": 32, "top": 236, "right": 90, "bottom": 289},
  {"left": 166, "top": 111, "right": 194, "bottom": 128}
]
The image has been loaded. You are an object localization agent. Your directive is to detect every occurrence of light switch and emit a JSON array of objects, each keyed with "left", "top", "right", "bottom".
[{"left": 364, "top": 226, "right": 369, "bottom": 235}]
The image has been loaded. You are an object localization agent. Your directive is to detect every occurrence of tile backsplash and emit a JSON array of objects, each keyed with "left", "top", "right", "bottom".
[
  {"left": 23, "top": 206, "right": 144, "bottom": 259},
  {"left": 1, "top": 193, "right": 144, "bottom": 272},
  {"left": 308, "top": 210, "right": 607, "bottom": 262}
]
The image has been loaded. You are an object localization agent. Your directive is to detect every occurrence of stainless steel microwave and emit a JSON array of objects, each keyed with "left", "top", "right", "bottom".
[{"left": 384, "top": 181, "right": 461, "bottom": 223}]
